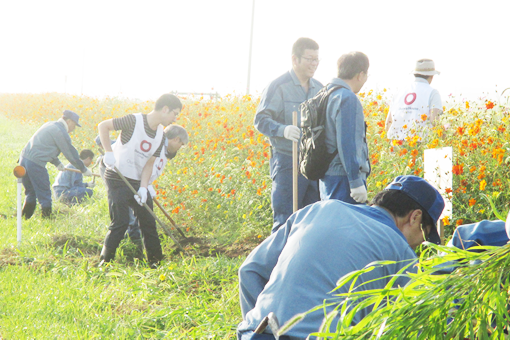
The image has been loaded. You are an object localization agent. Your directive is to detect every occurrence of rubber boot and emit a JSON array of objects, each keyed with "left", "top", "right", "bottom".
[
  {"left": 99, "top": 245, "right": 116, "bottom": 263},
  {"left": 22, "top": 201, "right": 37, "bottom": 220},
  {"left": 146, "top": 248, "right": 164, "bottom": 269},
  {"left": 41, "top": 206, "right": 52, "bottom": 219}
]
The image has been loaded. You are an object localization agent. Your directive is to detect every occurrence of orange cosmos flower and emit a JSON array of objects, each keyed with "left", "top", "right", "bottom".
[
  {"left": 486, "top": 101, "right": 495, "bottom": 109},
  {"left": 421, "top": 114, "right": 428, "bottom": 121},
  {"left": 469, "top": 198, "right": 476, "bottom": 206}
]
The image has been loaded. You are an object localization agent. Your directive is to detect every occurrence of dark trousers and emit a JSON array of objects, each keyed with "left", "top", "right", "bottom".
[
  {"left": 20, "top": 157, "right": 52, "bottom": 208},
  {"left": 104, "top": 178, "right": 162, "bottom": 262}
]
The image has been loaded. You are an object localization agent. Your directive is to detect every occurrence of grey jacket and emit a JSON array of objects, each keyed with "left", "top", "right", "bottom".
[{"left": 20, "top": 120, "right": 85, "bottom": 171}]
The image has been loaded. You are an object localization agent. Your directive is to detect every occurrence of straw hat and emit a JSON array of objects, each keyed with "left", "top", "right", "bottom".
[{"left": 413, "top": 59, "right": 440, "bottom": 76}]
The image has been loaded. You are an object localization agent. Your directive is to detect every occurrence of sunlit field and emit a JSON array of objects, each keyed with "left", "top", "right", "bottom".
[{"left": 1, "top": 91, "right": 509, "bottom": 338}]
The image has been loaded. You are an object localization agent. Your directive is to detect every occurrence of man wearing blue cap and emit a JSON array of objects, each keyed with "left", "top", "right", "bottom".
[
  {"left": 19, "top": 110, "right": 93, "bottom": 219},
  {"left": 237, "top": 175, "right": 444, "bottom": 339}
]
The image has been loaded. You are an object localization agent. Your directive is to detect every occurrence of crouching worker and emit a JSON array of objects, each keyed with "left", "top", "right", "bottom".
[
  {"left": 237, "top": 175, "right": 444, "bottom": 339},
  {"left": 53, "top": 149, "right": 95, "bottom": 205},
  {"left": 98, "top": 93, "right": 182, "bottom": 268}
]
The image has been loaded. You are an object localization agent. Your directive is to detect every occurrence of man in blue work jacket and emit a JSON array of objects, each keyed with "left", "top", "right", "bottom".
[
  {"left": 19, "top": 110, "right": 93, "bottom": 219},
  {"left": 321, "top": 51, "right": 371, "bottom": 204},
  {"left": 254, "top": 37, "right": 323, "bottom": 233},
  {"left": 237, "top": 175, "right": 444, "bottom": 339}
]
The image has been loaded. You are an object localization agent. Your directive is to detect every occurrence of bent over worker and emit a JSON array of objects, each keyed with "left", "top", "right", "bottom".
[
  {"left": 19, "top": 110, "right": 93, "bottom": 219},
  {"left": 98, "top": 93, "right": 182, "bottom": 267},
  {"left": 237, "top": 175, "right": 444, "bottom": 339}
]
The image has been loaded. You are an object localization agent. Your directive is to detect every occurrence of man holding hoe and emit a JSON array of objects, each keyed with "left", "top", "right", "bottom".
[
  {"left": 254, "top": 37, "right": 323, "bottom": 233},
  {"left": 97, "top": 93, "right": 182, "bottom": 267}
]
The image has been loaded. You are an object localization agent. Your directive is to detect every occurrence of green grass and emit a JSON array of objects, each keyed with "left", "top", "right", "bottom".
[{"left": 0, "top": 116, "right": 243, "bottom": 339}]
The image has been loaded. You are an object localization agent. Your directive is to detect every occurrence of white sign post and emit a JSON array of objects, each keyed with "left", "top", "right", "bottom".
[{"left": 424, "top": 147, "right": 453, "bottom": 244}]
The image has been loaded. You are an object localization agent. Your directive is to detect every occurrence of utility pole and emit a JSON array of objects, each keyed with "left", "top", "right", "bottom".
[{"left": 246, "top": 0, "right": 255, "bottom": 95}]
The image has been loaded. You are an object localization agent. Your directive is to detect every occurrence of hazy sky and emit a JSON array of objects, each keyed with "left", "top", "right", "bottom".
[{"left": 1, "top": 0, "right": 509, "bottom": 105}]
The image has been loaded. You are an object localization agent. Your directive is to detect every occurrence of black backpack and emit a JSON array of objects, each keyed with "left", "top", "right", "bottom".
[{"left": 299, "top": 85, "right": 345, "bottom": 181}]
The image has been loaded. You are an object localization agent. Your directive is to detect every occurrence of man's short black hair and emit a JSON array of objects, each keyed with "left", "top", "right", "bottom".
[
  {"left": 337, "top": 52, "right": 369, "bottom": 80},
  {"left": 292, "top": 37, "right": 319, "bottom": 58},
  {"left": 80, "top": 149, "right": 94, "bottom": 160},
  {"left": 155, "top": 93, "right": 183, "bottom": 111},
  {"left": 371, "top": 190, "right": 434, "bottom": 229}
]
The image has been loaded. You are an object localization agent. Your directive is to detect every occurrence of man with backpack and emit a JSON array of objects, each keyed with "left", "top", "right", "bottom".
[
  {"left": 254, "top": 37, "right": 323, "bottom": 233},
  {"left": 320, "top": 52, "right": 371, "bottom": 203}
]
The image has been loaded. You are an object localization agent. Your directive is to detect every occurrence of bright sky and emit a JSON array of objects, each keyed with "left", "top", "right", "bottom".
[{"left": 1, "top": 0, "right": 510, "bottom": 106}]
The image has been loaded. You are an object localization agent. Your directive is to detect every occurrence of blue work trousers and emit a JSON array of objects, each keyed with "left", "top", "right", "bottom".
[
  {"left": 270, "top": 151, "right": 319, "bottom": 233},
  {"left": 20, "top": 157, "right": 52, "bottom": 208},
  {"left": 319, "top": 175, "right": 365, "bottom": 204},
  {"left": 55, "top": 187, "right": 93, "bottom": 205}
]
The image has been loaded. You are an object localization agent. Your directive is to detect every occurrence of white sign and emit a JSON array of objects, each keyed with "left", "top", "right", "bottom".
[{"left": 424, "top": 147, "right": 453, "bottom": 219}]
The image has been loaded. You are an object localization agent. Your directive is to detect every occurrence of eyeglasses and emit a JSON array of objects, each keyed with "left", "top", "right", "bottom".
[{"left": 300, "top": 56, "right": 320, "bottom": 64}]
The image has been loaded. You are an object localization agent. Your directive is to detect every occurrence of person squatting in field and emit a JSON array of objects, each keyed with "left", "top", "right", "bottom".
[
  {"left": 385, "top": 58, "right": 443, "bottom": 141},
  {"left": 237, "top": 175, "right": 444, "bottom": 340},
  {"left": 320, "top": 51, "right": 371, "bottom": 204},
  {"left": 52, "top": 149, "right": 95, "bottom": 205},
  {"left": 98, "top": 93, "right": 182, "bottom": 268},
  {"left": 19, "top": 110, "right": 93, "bottom": 219},
  {"left": 254, "top": 37, "right": 323, "bottom": 234}
]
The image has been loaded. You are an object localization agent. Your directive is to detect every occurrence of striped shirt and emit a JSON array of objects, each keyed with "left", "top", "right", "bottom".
[{"left": 104, "top": 114, "right": 165, "bottom": 184}]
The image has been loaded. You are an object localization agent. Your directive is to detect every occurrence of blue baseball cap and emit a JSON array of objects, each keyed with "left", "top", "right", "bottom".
[
  {"left": 385, "top": 175, "right": 445, "bottom": 244},
  {"left": 63, "top": 110, "right": 81, "bottom": 127}
]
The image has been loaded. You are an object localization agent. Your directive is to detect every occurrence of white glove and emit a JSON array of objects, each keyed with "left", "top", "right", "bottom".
[
  {"left": 56, "top": 163, "right": 65, "bottom": 171},
  {"left": 103, "top": 152, "right": 116, "bottom": 169},
  {"left": 147, "top": 185, "right": 157, "bottom": 198},
  {"left": 86, "top": 182, "right": 96, "bottom": 188},
  {"left": 350, "top": 185, "right": 368, "bottom": 203},
  {"left": 283, "top": 125, "right": 301, "bottom": 143},
  {"left": 82, "top": 168, "right": 93, "bottom": 177},
  {"left": 135, "top": 187, "right": 148, "bottom": 206}
]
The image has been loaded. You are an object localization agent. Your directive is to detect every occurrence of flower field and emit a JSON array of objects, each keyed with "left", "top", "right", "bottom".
[
  {"left": 1, "top": 91, "right": 508, "bottom": 242},
  {"left": 1, "top": 90, "right": 510, "bottom": 339}
]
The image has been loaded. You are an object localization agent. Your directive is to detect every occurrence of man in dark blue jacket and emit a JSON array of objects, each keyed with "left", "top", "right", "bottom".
[{"left": 20, "top": 110, "right": 92, "bottom": 219}]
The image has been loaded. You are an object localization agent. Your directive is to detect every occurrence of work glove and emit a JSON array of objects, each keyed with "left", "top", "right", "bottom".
[
  {"left": 135, "top": 187, "right": 148, "bottom": 206},
  {"left": 147, "top": 185, "right": 157, "bottom": 198},
  {"left": 56, "top": 163, "right": 65, "bottom": 171},
  {"left": 283, "top": 125, "right": 301, "bottom": 143},
  {"left": 82, "top": 168, "right": 93, "bottom": 177},
  {"left": 86, "top": 182, "right": 96, "bottom": 188},
  {"left": 350, "top": 185, "right": 368, "bottom": 203},
  {"left": 103, "top": 152, "right": 116, "bottom": 169}
]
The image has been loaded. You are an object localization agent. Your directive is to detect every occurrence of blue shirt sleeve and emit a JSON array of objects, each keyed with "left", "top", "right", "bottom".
[
  {"left": 238, "top": 215, "right": 295, "bottom": 318},
  {"left": 254, "top": 85, "right": 286, "bottom": 138},
  {"left": 333, "top": 91, "right": 364, "bottom": 187}
]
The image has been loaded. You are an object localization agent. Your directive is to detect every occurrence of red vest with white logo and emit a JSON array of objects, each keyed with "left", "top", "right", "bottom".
[
  {"left": 112, "top": 113, "right": 164, "bottom": 180},
  {"left": 387, "top": 81, "right": 433, "bottom": 140}
]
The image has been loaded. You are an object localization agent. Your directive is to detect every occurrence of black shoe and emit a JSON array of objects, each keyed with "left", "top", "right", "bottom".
[
  {"left": 22, "top": 201, "right": 37, "bottom": 220},
  {"left": 99, "top": 246, "right": 116, "bottom": 263},
  {"left": 41, "top": 207, "right": 52, "bottom": 219},
  {"left": 146, "top": 249, "right": 163, "bottom": 269}
]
